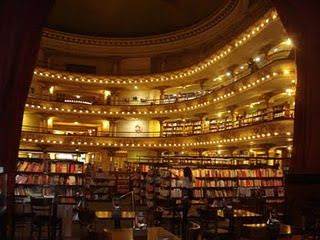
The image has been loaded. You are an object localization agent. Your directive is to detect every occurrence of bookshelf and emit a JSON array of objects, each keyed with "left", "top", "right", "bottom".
[
  {"left": 15, "top": 156, "right": 85, "bottom": 200},
  {"left": 145, "top": 167, "right": 160, "bottom": 208},
  {"left": 209, "top": 118, "right": 233, "bottom": 132},
  {"left": 128, "top": 159, "right": 286, "bottom": 209},
  {"left": 86, "top": 172, "right": 116, "bottom": 201},
  {"left": 85, "top": 171, "right": 131, "bottom": 201},
  {"left": 163, "top": 120, "right": 202, "bottom": 136},
  {"left": 116, "top": 173, "right": 131, "bottom": 194},
  {"left": 159, "top": 169, "right": 171, "bottom": 200}
]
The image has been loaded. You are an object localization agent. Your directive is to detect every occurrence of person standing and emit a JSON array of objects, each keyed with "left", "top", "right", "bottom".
[{"left": 173, "top": 167, "right": 195, "bottom": 240}]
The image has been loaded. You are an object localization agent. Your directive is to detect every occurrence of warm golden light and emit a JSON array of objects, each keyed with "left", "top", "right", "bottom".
[{"left": 49, "top": 86, "right": 54, "bottom": 95}]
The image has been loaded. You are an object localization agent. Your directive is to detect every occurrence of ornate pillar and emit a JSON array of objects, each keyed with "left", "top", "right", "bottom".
[
  {"left": 153, "top": 86, "right": 170, "bottom": 104},
  {"left": 109, "top": 119, "right": 120, "bottom": 137},
  {"left": 261, "top": 92, "right": 274, "bottom": 121},
  {"left": 227, "top": 105, "right": 238, "bottom": 128},
  {"left": 194, "top": 113, "right": 207, "bottom": 134}
]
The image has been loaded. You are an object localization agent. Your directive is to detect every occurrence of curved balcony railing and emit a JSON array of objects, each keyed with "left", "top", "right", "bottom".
[
  {"left": 29, "top": 50, "right": 292, "bottom": 106},
  {"left": 21, "top": 110, "right": 294, "bottom": 138},
  {"left": 127, "top": 156, "right": 290, "bottom": 168}
]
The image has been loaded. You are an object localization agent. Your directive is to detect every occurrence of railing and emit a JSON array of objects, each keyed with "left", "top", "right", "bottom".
[
  {"left": 127, "top": 156, "right": 290, "bottom": 169},
  {"left": 28, "top": 50, "right": 292, "bottom": 106},
  {"left": 21, "top": 110, "right": 294, "bottom": 138}
]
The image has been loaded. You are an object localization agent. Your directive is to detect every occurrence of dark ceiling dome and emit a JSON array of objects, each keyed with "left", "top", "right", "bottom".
[{"left": 45, "top": 0, "right": 228, "bottom": 37}]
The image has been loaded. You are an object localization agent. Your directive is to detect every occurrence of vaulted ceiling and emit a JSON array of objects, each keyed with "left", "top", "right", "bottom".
[{"left": 46, "top": 0, "right": 227, "bottom": 37}]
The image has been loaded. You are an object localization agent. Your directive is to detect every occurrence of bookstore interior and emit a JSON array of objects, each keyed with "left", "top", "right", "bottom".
[{"left": 0, "top": 0, "right": 320, "bottom": 240}]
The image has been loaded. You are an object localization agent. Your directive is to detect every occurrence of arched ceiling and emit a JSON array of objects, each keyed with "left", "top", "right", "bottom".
[{"left": 46, "top": 0, "right": 227, "bottom": 37}]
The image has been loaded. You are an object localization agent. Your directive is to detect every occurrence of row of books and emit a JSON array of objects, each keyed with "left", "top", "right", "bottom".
[
  {"left": 16, "top": 174, "right": 83, "bottom": 185},
  {"left": 206, "top": 190, "right": 237, "bottom": 198},
  {"left": 238, "top": 179, "right": 283, "bottom": 187},
  {"left": 238, "top": 187, "right": 285, "bottom": 197},
  {"left": 44, "top": 188, "right": 82, "bottom": 197},
  {"left": 50, "top": 162, "right": 83, "bottom": 174},
  {"left": 90, "top": 180, "right": 116, "bottom": 186},
  {"left": 90, "top": 194, "right": 110, "bottom": 200},
  {"left": 14, "top": 186, "right": 82, "bottom": 197},
  {"left": 171, "top": 179, "right": 184, "bottom": 188},
  {"left": 15, "top": 186, "right": 42, "bottom": 196},
  {"left": 205, "top": 180, "right": 238, "bottom": 188},
  {"left": 92, "top": 187, "right": 110, "bottom": 194},
  {"left": 160, "top": 180, "right": 171, "bottom": 188},
  {"left": 17, "top": 161, "right": 83, "bottom": 174},
  {"left": 17, "top": 161, "right": 44, "bottom": 172},
  {"left": 170, "top": 169, "right": 283, "bottom": 178}
]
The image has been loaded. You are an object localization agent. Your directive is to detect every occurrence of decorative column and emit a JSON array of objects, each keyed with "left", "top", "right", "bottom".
[
  {"left": 109, "top": 118, "right": 122, "bottom": 137},
  {"left": 226, "top": 146, "right": 238, "bottom": 165},
  {"left": 153, "top": 117, "right": 168, "bottom": 137},
  {"left": 153, "top": 86, "right": 170, "bottom": 104},
  {"left": 109, "top": 88, "right": 121, "bottom": 105},
  {"left": 262, "top": 92, "right": 274, "bottom": 121},
  {"left": 227, "top": 105, "right": 238, "bottom": 128},
  {"left": 194, "top": 113, "right": 207, "bottom": 134}
]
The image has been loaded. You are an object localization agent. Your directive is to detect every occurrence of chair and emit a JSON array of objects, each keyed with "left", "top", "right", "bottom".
[
  {"left": 198, "top": 208, "right": 233, "bottom": 240},
  {"left": 11, "top": 196, "right": 32, "bottom": 240},
  {"left": 77, "top": 208, "right": 97, "bottom": 240},
  {"left": 187, "top": 221, "right": 201, "bottom": 240},
  {"left": 30, "top": 197, "right": 53, "bottom": 240},
  {"left": 77, "top": 208, "right": 96, "bottom": 226},
  {"left": 51, "top": 201, "right": 62, "bottom": 240},
  {"left": 86, "top": 225, "right": 112, "bottom": 240}
]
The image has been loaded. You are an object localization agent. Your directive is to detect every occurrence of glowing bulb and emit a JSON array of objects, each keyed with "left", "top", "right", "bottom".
[{"left": 286, "top": 38, "right": 292, "bottom": 46}]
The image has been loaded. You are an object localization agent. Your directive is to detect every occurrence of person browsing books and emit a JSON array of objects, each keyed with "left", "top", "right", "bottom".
[{"left": 172, "top": 167, "right": 195, "bottom": 240}]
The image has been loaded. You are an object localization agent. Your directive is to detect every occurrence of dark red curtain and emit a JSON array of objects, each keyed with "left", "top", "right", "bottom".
[
  {"left": 273, "top": 0, "right": 320, "bottom": 174},
  {"left": 0, "top": 0, "right": 55, "bottom": 194}
]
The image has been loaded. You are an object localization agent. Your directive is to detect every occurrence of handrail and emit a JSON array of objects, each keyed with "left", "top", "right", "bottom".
[
  {"left": 127, "top": 155, "right": 290, "bottom": 162},
  {"left": 28, "top": 50, "right": 292, "bottom": 106},
  {"left": 126, "top": 156, "right": 290, "bottom": 169},
  {"left": 21, "top": 109, "right": 294, "bottom": 138}
]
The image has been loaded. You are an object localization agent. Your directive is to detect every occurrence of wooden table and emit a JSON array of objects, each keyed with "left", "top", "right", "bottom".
[
  {"left": 241, "top": 223, "right": 302, "bottom": 239},
  {"left": 95, "top": 211, "right": 136, "bottom": 219},
  {"left": 217, "top": 209, "right": 262, "bottom": 218},
  {"left": 105, "top": 227, "right": 181, "bottom": 240},
  {"left": 217, "top": 209, "right": 263, "bottom": 239}
]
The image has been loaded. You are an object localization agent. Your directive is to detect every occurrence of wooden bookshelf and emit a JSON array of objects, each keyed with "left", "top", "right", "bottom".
[
  {"left": 15, "top": 155, "right": 85, "bottom": 200},
  {"left": 128, "top": 161, "right": 285, "bottom": 208}
]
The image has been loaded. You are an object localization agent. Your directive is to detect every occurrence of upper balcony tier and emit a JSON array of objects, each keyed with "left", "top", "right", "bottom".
[
  {"left": 20, "top": 118, "right": 293, "bottom": 151},
  {"left": 34, "top": 10, "right": 284, "bottom": 87},
  {"left": 39, "top": 1, "right": 273, "bottom": 74},
  {"left": 25, "top": 58, "right": 296, "bottom": 118}
]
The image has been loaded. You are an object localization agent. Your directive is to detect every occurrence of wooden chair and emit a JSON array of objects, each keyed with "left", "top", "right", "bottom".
[
  {"left": 187, "top": 221, "right": 201, "bottom": 240},
  {"left": 51, "top": 201, "right": 62, "bottom": 240},
  {"left": 11, "top": 196, "right": 32, "bottom": 240},
  {"left": 30, "top": 197, "right": 53, "bottom": 240},
  {"left": 86, "top": 225, "right": 112, "bottom": 240},
  {"left": 77, "top": 208, "right": 97, "bottom": 240},
  {"left": 198, "top": 208, "right": 233, "bottom": 240}
]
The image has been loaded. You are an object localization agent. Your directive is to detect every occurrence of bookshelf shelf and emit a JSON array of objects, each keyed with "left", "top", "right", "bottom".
[
  {"left": 128, "top": 161, "right": 286, "bottom": 208},
  {"left": 15, "top": 152, "right": 85, "bottom": 200}
]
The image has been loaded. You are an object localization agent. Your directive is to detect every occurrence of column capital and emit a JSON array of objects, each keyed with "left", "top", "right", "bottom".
[
  {"left": 193, "top": 113, "right": 207, "bottom": 119},
  {"left": 153, "top": 85, "right": 171, "bottom": 93},
  {"left": 152, "top": 117, "right": 169, "bottom": 122}
]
